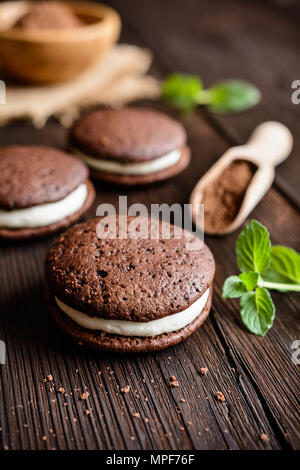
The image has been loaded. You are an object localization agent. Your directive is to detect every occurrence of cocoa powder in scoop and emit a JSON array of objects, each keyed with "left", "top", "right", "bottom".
[
  {"left": 203, "top": 160, "right": 256, "bottom": 232},
  {"left": 14, "top": 2, "right": 83, "bottom": 30}
]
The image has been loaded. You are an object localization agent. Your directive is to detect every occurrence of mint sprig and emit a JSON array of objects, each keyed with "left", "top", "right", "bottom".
[
  {"left": 222, "top": 220, "right": 300, "bottom": 335},
  {"left": 162, "top": 74, "right": 261, "bottom": 114}
]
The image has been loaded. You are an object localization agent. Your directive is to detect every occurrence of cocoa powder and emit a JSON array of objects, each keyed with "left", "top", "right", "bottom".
[
  {"left": 14, "top": 2, "right": 83, "bottom": 30},
  {"left": 202, "top": 160, "right": 256, "bottom": 232}
]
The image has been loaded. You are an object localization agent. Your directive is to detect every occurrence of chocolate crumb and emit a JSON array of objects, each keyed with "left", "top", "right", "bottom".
[
  {"left": 215, "top": 391, "right": 226, "bottom": 402},
  {"left": 80, "top": 392, "right": 89, "bottom": 400},
  {"left": 169, "top": 376, "right": 179, "bottom": 387},
  {"left": 170, "top": 381, "right": 179, "bottom": 387}
]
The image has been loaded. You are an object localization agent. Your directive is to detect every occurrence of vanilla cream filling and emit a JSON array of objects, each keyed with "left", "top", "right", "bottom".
[
  {"left": 55, "top": 288, "right": 210, "bottom": 337},
  {"left": 74, "top": 148, "right": 181, "bottom": 175},
  {"left": 0, "top": 183, "right": 88, "bottom": 229}
]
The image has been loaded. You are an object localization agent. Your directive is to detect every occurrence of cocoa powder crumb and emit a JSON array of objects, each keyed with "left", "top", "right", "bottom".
[
  {"left": 200, "top": 367, "right": 208, "bottom": 376},
  {"left": 202, "top": 160, "right": 256, "bottom": 232},
  {"left": 120, "top": 385, "right": 131, "bottom": 394}
]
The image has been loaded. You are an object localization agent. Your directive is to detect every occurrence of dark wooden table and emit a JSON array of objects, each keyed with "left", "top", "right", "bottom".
[{"left": 0, "top": 0, "right": 300, "bottom": 450}]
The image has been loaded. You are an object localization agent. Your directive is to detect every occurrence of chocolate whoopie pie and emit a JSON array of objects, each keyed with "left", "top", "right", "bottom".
[
  {"left": 0, "top": 146, "right": 95, "bottom": 240},
  {"left": 70, "top": 107, "right": 191, "bottom": 185},
  {"left": 45, "top": 217, "right": 215, "bottom": 353}
]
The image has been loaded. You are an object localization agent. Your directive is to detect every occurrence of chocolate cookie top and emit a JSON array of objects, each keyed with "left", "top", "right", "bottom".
[
  {"left": 46, "top": 217, "right": 215, "bottom": 322},
  {"left": 0, "top": 146, "right": 89, "bottom": 210},
  {"left": 70, "top": 108, "right": 187, "bottom": 163}
]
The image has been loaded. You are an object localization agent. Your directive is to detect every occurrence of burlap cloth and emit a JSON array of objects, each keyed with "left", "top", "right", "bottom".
[{"left": 0, "top": 44, "right": 160, "bottom": 127}]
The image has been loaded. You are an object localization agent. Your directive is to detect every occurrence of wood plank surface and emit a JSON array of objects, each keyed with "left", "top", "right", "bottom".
[{"left": 0, "top": 0, "right": 299, "bottom": 450}]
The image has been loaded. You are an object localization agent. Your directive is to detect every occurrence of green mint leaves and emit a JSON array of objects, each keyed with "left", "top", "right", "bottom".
[
  {"left": 162, "top": 74, "right": 261, "bottom": 114},
  {"left": 240, "top": 288, "right": 275, "bottom": 337},
  {"left": 208, "top": 80, "right": 261, "bottom": 113},
  {"left": 161, "top": 74, "right": 204, "bottom": 112},
  {"left": 262, "top": 246, "right": 300, "bottom": 288},
  {"left": 236, "top": 220, "right": 271, "bottom": 273},
  {"left": 222, "top": 220, "right": 300, "bottom": 336}
]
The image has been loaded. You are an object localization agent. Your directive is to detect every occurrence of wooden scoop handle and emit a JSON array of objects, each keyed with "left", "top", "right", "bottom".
[{"left": 244, "top": 121, "right": 293, "bottom": 167}]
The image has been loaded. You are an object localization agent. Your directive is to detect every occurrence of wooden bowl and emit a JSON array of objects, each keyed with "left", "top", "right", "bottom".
[{"left": 0, "top": 1, "right": 121, "bottom": 83}]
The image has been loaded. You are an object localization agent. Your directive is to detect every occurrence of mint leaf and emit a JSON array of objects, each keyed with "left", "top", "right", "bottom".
[
  {"left": 239, "top": 272, "right": 259, "bottom": 291},
  {"left": 262, "top": 245, "right": 300, "bottom": 287},
  {"left": 223, "top": 276, "right": 246, "bottom": 298},
  {"left": 223, "top": 272, "right": 259, "bottom": 298},
  {"left": 161, "top": 74, "right": 203, "bottom": 111},
  {"left": 208, "top": 80, "right": 261, "bottom": 113},
  {"left": 240, "top": 287, "right": 275, "bottom": 336},
  {"left": 236, "top": 220, "right": 271, "bottom": 273}
]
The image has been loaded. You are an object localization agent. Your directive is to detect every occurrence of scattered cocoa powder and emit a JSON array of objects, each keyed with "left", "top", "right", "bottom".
[
  {"left": 14, "top": 2, "right": 83, "bottom": 30},
  {"left": 202, "top": 160, "right": 256, "bottom": 232}
]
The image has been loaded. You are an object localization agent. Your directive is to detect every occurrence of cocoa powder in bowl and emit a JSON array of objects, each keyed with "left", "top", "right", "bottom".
[
  {"left": 202, "top": 160, "right": 257, "bottom": 233},
  {"left": 14, "top": 2, "right": 83, "bottom": 30}
]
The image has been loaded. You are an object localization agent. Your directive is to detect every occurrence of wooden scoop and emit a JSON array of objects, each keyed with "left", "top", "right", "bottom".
[{"left": 190, "top": 121, "right": 293, "bottom": 235}]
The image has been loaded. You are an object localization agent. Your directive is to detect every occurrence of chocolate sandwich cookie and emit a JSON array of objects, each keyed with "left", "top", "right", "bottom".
[
  {"left": 45, "top": 217, "right": 215, "bottom": 353},
  {"left": 0, "top": 146, "right": 95, "bottom": 240},
  {"left": 70, "top": 108, "right": 191, "bottom": 185}
]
